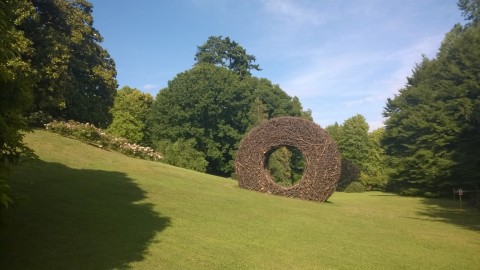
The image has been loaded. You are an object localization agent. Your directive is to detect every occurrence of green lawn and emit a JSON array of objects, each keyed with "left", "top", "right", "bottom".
[{"left": 1, "top": 130, "right": 479, "bottom": 269}]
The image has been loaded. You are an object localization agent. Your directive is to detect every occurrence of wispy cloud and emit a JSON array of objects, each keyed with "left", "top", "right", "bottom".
[
  {"left": 273, "top": 28, "right": 447, "bottom": 132},
  {"left": 260, "top": 0, "right": 327, "bottom": 26},
  {"left": 141, "top": 84, "right": 159, "bottom": 91},
  {"left": 279, "top": 51, "right": 386, "bottom": 98}
]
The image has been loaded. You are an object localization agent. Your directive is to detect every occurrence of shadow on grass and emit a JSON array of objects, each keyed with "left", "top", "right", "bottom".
[
  {"left": 0, "top": 160, "right": 170, "bottom": 270},
  {"left": 414, "top": 197, "right": 480, "bottom": 232}
]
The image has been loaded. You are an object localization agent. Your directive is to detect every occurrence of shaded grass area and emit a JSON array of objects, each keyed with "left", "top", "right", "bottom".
[
  {"left": 0, "top": 132, "right": 170, "bottom": 269},
  {"left": 416, "top": 197, "right": 480, "bottom": 232},
  {"left": 1, "top": 130, "right": 480, "bottom": 269}
]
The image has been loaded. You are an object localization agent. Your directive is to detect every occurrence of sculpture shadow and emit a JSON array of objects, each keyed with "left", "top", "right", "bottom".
[{"left": 0, "top": 159, "right": 170, "bottom": 269}]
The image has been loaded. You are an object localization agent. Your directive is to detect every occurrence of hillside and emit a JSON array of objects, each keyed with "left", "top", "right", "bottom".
[{"left": 0, "top": 130, "right": 479, "bottom": 269}]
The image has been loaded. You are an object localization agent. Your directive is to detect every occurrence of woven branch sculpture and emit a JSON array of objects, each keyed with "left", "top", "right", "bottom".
[{"left": 235, "top": 117, "right": 341, "bottom": 202}]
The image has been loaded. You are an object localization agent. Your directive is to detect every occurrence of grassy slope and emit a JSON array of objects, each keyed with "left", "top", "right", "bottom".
[{"left": 0, "top": 130, "right": 479, "bottom": 269}]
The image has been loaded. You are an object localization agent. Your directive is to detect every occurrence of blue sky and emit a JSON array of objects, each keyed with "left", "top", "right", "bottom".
[{"left": 89, "top": 0, "right": 464, "bottom": 130}]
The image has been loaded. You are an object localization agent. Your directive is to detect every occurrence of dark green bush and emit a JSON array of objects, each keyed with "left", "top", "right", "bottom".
[
  {"left": 336, "top": 158, "right": 360, "bottom": 191},
  {"left": 424, "top": 191, "right": 440, "bottom": 198},
  {"left": 399, "top": 188, "right": 423, "bottom": 197},
  {"left": 155, "top": 139, "right": 208, "bottom": 172},
  {"left": 345, "top": 182, "right": 366, "bottom": 193}
]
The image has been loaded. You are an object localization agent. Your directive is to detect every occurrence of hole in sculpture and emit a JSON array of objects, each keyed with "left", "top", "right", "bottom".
[{"left": 265, "top": 146, "right": 306, "bottom": 187}]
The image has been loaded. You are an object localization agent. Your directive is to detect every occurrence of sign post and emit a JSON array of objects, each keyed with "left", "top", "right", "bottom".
[{"left": 458, "top": 188, "right": 463, "bottom": 209}]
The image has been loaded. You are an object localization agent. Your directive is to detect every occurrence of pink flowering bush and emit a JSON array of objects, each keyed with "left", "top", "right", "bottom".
[{"left": 45, "top": 120, "right": 162, "bottom": 162}]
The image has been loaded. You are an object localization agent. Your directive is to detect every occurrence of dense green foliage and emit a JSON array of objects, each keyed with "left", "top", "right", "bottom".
[
  {"left": 337, "top": 158, "right": 360, "bottom": 191},
  {"left": 324, "top": 122, "right": 342, "bottom": 142},
  {"left": 1, "top": 0, "right": 116, "bottom": 224},
  {"left": 0, "top": 0, "right": 36, "bottom": 221},
  {"left": 20, "top": 0, "right": 118, "bottom": 127},
  {"left": 195, "top": 36, "right": 261, "bottom": 78},
  {"left": 148, "top": 62, "right": 309, "bottom": 176},
  {"left": 344, "top": 182, "right": 366, "bottom": 193},
  {"left": 266, "top": 146, "right": 305, "bottom": 186},
  {"left": 155, "top": 139, "right": 208, "bottom": 172},
  {"left": 246, "top": 96, "right": 268, "bottom": 130},
  {"left": 338, "top": 114, "right": 371, "bottom": 171},
  {"left": 148, "top": 64, "right": 250, "bottom": 175},
  {"left": 361, "top": 128, "right": 389, "bottom": 190},
  {"left": 383, "top": 2, "right": 480, "bottom": 195},
  {"left": 458, "top": 0, "right": 480, "bottom": 24},
  {"left": 107, "top": 86, "right": 153, "bottom": 143},
  {"left": 326, "top": 116, "right": 388, "bottom": 190}
]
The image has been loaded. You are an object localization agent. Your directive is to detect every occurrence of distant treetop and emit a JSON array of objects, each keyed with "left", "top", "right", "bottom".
[{"left": 194, "top": 36, "right": 261, "bottom": 78}]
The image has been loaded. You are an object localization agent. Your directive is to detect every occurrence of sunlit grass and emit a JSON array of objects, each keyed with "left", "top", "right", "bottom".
[{"left": 1, "top": 130, "right": 479, "bottom": 269}]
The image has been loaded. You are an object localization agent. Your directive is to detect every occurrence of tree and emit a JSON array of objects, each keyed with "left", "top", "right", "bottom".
[
  {"left": 458, "top": 0, "right": 480, "bottom": 25},
  {"left": 247, "top": 96, "right": 268, "bottom": 131},
  {"left": 150, "top": 37, "right": 310, "bottom": 176},
  {"left": 195, "top": 36, "right": 261, "bottom": 78},
  {"left": 338, "top": 114, "right": 372, "bottom": 172},
  {"left": 107, "top": 86, "right": 153, "bottom": 143},
  {"left": 360, "top": 128, "right": 389, "bottom": 190},
  {"left": 383, "top": 67, "right": 460, "bottom": 193},
  {"left": 382, "top": 2, "right": 480, "bottom": 195},
  {"left": 148, "top": 64, "right": 309, "bottom": 176},
  {"left": 325, "top": 122, "right": 342, "bottom": 142},
  {"left": 20, "top": 0, "right": 117, "bottom": 127},
  {"left": 148, "top": 64, "right": 252, "bottom": 175},
  {"left": 326, "top": 120, "right": 368, "bottom": 190},
  {"left": 0, "top": 0, "right": 36, "bottom": 220},
  {"left": 249, "top": 77, "right": 309, "bottom": 119},
  {"left": 325, "top": 116, "right": 388, "bottom": 190}
]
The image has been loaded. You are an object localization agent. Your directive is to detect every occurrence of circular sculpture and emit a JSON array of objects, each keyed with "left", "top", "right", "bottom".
[{"left": 235, "top": 117, "right": 341, "bottom": 202}]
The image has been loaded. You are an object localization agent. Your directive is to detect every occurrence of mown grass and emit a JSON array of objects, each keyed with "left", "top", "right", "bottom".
[{"left": 1, "top": 130, "right": 479, "bottom": 269}]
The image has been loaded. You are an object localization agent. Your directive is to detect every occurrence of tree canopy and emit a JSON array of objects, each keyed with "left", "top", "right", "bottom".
[
  {"left": 325, "top": 115, "right": 388, "bottom": 190},
  {"left": 0, "top": 0, "right": 36, "bottom": 219},
  {"left": 195, "top": 36, "right": 261, "bottom": 78},
  {"left": 338, "top": 114, "right": 371, "bottom": 171},
  {"left": 1, "top": 0, "right": 118, "bottom": 224},
  {"left": 458, "top": 0, "right": 480, "bottom": 25},
  {"left": 107, "top": 86, "right": 153, "bottom": 143},
  {"left": 20, "top": 0, "right": 118, "bottom": 127},
  {"left": 148, "top": 64, "right": 252, "bottom": 175},
  {"left": 382, "top": 1, "right": 480, "bottom": 195},
  {"left": 148, "top": 63, "right": 309, "bottom": 176}
]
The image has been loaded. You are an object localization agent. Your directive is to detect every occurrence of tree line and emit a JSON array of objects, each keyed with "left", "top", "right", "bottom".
[
  {"left": 382, "top": 0, "right": 480, "bottom": 198},
  {"left": 115, "top": 36, "right": 312, "bottom": 176}
]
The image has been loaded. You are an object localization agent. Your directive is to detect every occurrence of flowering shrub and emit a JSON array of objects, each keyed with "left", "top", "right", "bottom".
[{"left": 45, "top": 120, "right": 162, "bottom": 162}]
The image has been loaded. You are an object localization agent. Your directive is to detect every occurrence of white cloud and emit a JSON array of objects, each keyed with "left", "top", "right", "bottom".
[
  {"left": 368, "top": 119, "right": 385, "bottom": 131},
  {"left": 345, "top": 95, "right": 386, "bottom": 107},
  {"left": 142, "top": 84, "right": 159, "bottom": 91},
  {"left": 270, "top": 29, "right": 448, "bottom": 133},
  {"left": 278, "top": 30, "right": 446, "bottom": 101},
  {"left": 260, "top": 0, "right": 326, "bottom": 26},
  {"left": 278, "top": 51, "right": 386, "bottom": 98}
]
